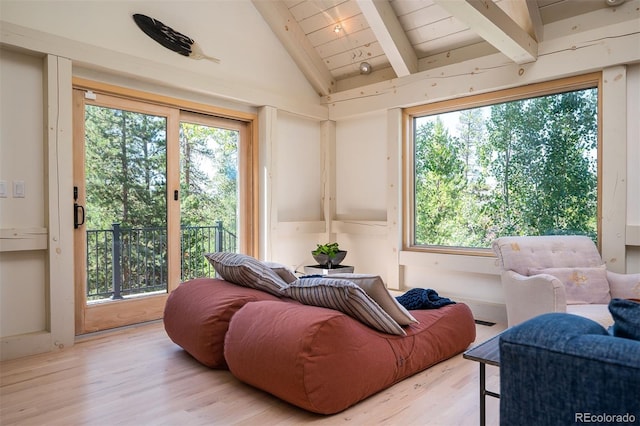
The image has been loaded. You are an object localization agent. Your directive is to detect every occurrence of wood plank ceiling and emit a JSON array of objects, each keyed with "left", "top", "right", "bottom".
[{"left": 252, "top": 0, "right": 611, "bottom": 96}]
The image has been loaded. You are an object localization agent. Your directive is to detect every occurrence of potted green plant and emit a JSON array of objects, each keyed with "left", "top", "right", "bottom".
[{"left": 312, "top": 242, "right": 347, "bottom": 268}]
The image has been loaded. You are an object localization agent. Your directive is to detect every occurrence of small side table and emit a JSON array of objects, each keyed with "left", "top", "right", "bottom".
[
  {"left": 303, "top": 265, "right": 354, "bottom": 275},
  {"left": 463, "top": 333, "right": 501, "bottom": 426}
]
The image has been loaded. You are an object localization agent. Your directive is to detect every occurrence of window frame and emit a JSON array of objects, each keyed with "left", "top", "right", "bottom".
[{"left": 402, "top": 73, "right": 602, "bottom": 256}]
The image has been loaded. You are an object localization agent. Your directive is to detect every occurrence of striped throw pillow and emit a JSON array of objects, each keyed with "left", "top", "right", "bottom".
[
  {"left": 204, "top": 252, "right": 287, "bottom": 297},
  {"left": 328, "top": 273, "right": 418, "bottom": 325},
  {"left": 263, "top": 261, "right": 298, "bottom": 284},
  {"left": 280, "top": 277, "right": 406, "bottom": 335}
]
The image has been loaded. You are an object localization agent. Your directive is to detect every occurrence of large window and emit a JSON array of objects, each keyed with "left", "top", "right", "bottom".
[{"left": 404, "top": 74, "right": 600, "bottom": 254}]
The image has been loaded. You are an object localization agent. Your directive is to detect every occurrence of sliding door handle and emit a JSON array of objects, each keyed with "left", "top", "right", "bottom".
[
  {"left": 74, "top": 203, "right": 85, "bottom": 229},
  {"left": 73, "top": 185, "right": 85, "bottom": 229}
]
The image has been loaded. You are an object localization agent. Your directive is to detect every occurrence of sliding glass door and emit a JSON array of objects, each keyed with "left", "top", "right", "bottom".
[
  {"left": 73, "top": 90, "right": 179, "bottom": 333},
  {"left": 73, "top": 85, "right": 255, "bottom": 334}
]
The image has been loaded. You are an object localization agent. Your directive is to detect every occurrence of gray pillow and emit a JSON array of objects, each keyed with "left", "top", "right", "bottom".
[
  {"left": 280, "top": 277, "right": 406, "bottom": 335},
  {"left": 204, "top": 252, "right": 287, "bottom": 297},
  {"left": 263, "top": 261, "right": 297, "bottom": 284},
  {"left": 329, "top": 273, "right": 418, "bottom": 325}
]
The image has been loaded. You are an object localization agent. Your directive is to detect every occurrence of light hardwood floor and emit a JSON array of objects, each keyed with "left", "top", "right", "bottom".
[{"left": 1, "top": 320, "right": 504, "bottom": 426}]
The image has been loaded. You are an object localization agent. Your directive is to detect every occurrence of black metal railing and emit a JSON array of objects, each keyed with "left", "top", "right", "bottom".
[{"left": 85, "top": 222, "right": 236, "bottom": 301}]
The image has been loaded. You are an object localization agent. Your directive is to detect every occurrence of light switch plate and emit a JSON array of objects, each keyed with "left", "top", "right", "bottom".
[
  {"left": 13, "top": 180, "right": 25, "bottom": 198},
  {"left": 0, "top": 180, "right": 7, "bottom": 198}
]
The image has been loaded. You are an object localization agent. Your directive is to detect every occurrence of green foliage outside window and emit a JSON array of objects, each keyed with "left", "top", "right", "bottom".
[
  {"left": 85, "top": 107, "right": 239, "bottom": 234},
  {"left": 179, "top": 122, "right": 238, "bottom": 232},
  {"left": 413, "top": 87, "right": 598, "bottom": 249},
  {"left": 85, "top": 106, "right": 168, "bottom": 230},
  {"left": 179, "top": 121, "right": 239, "bottom": 279},
  {"left": 83, "top": 105, "right": 239, "bottom": 297}
]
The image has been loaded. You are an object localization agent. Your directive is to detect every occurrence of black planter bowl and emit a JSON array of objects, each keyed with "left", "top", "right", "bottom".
[{"left": 312, "top": 250, "right": 347, "bottom": 268}]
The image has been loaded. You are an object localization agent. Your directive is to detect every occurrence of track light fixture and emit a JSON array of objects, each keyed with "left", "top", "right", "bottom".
[{"left": 359, "top": 62, "right": 372, "bottom": 75}]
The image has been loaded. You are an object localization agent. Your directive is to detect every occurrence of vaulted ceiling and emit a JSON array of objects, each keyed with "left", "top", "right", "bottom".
[{"left": 252, "top": 0, "right": 615, "bottom": 96}]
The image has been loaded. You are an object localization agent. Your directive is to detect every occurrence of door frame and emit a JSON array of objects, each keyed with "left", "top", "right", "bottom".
[{"left": 72, "top": 79, "right": 258, "bottom": 334}]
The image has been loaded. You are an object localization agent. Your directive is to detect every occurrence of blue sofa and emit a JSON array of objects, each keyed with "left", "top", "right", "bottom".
[{"left": 499, "top": 313, "right": 640, "bottom": 426}]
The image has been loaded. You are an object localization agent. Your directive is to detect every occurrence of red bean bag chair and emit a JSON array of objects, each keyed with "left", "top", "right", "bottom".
[
  {"left": 163, "top": 278, "right": 281, "bottom": 368},
  {"left": 223, "top": 300, "right": 476, "bottom": 414}
]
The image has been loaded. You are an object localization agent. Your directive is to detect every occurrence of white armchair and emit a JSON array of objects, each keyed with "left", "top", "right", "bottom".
[{"left": 492, "top": 235, "right": 640, "bottom": 327}]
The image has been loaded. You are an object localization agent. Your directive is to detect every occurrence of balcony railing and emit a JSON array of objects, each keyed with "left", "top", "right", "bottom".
[{"left": 85, "top": 222, "right": 236, "bottom": 301}]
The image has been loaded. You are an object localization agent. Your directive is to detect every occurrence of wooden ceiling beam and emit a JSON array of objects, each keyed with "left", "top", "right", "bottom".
[
  {"left": 357, "top": 0, "right": 418, "bottom": 77},
  {"left": 526, "top": 0, "right": 544, "bottom": 42},
  {"left": 434, "top": 0, "right": 538, "bottom": 64},
  {"left": 252, "top": 0, "right": 336, "bottom": 96}
]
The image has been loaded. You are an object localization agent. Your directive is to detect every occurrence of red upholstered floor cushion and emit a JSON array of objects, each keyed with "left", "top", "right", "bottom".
[
  {"left": 163, "top": 278, "right": 280, "bottom": 368},
  {"left": 224, "top": 300, "right": 476, "bottom": 414}
]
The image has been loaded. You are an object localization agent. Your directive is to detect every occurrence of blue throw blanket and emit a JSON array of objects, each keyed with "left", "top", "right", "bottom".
[{"left": 396, "top": 288, "right": 456, "bottom": 310}]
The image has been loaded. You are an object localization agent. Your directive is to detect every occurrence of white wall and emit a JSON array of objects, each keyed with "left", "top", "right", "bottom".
[
  {"left": 336, "top": 112, "right": 387, "bottom": 221},
  {"left": 0, "top": 50, "right": 47, "bottom": 337},
  {"left": 334, "top": 112, "right": 390, "bottom": 279},
  {"left": 276, "top": 112, "right": 322, "bottom": 223},
  {"left": 263, "top": 110, "right": 325, "bottom": 273},
  {"left": 0, "top": 49, "right": 75, "bottom": 359},
  {"left": 626, "top": 65, "right": 640, "bottom": 272}
]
